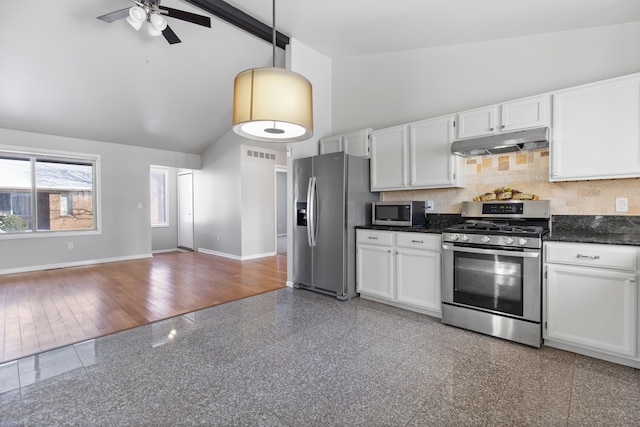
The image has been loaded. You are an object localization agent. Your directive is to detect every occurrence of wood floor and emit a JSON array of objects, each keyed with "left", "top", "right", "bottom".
[{"left": 0, "top": 252, "right": 287, "bottom": 363}]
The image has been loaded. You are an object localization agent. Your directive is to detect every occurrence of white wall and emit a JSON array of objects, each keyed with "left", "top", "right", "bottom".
[
  {"left": 332, "top": 22, "right": 640, "bottom": 133},
  {"left": 194, "top": 132, "right": 287, "bottom": 259},
  {"left": 0, "top": 128, "right": 200, "bottom": 274},
  {"left": 240, "top": 145, "right": 281, "bottom": 258},
  {"left": 193, "top": 131, "right": 242, "bottom": 256},
  {"left": 276, "top": 170, "right": 287, "bottom": 235}
]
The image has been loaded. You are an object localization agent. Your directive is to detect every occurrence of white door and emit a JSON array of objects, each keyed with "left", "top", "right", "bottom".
[{"left": 178, "top": 172, "right": 194, "bottom": 250}]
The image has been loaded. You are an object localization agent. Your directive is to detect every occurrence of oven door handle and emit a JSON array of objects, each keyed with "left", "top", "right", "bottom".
[{"left": 442, "top": 244, "right": 540, "bottom": 258}]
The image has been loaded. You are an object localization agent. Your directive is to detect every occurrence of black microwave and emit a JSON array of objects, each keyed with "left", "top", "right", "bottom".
[{"left": 372, "top": 201, "right": 426, "bottom": 227}]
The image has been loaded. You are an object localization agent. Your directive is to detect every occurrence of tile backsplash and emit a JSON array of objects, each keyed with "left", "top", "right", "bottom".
[{"left": 383, "top": 149, "right": 640, "bottom": 215}]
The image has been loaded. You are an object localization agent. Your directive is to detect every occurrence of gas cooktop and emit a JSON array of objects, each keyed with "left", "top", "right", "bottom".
[
  {"left": 446, "top": 221, "right": 547, "bottom": 237},
  {"left": 442, "top": 200, "right": 551, "bottom": 248}
]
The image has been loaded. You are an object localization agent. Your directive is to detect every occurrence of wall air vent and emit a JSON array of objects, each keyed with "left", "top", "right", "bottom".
[{"left": 246, "top": 150, "right": 276, "bottom": 160}]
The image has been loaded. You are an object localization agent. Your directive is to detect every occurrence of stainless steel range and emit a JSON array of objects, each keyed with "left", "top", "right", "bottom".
[{"left": 441, "top": 200, "right": 550, "bottom": 347}]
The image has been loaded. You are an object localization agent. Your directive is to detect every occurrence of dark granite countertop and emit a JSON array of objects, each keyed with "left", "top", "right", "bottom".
[
  {"left": 356, "top": 224, "right": 444, "bottom": 234},
  {"left": 544, "top": 232, "right": 640, "bottom": 246},
  {"left": 545, "top": 215, "right": 640, "bottom": 246},
  {"left": 358, "top": 214, "right": 640, "bottom": 246},
  {"left": 356, "top": 213, "right": 462, "bottom": 234}
]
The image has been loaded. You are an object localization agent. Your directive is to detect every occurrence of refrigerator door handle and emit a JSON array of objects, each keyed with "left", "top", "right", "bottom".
[{"left": 306, "top": 177, "right": 317, "bottom": 247}]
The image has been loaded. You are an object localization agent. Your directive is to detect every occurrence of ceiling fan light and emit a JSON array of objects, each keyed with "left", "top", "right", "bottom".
[
  {"left": 147, "top": 23, "right": 162, "bottom": 36},
  {"left": 233, "top": 67, "right": 313, "bottom": 142},
  {"left": 149, "top": 14, "right": 167, "bottom": 32},
  {"left": 126, "top": 6, "right": 146, "bottom": 31}
]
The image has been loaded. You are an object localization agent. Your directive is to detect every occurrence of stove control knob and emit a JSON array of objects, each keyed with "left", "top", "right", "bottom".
[
  {"left": 450, "top": 234, "right": 460, "bottom": 241},
  {"left": 504, "top": 237, "right": 514, "bottom": 245},
  {"left": 461, "top": 235, "right": 470, "bottom": 242},
  {"left": 518, "top": 238, "right": 528, "bottom": 246},
  {"left": 481, "top": 236, "right": 491, "bottom": 243}
]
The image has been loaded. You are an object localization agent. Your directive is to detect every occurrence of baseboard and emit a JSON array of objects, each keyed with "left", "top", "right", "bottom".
[
  {"left": 152, "top": 248, "right": 181, "bottom": 254},
  {"left": 0, "top": 253, "right": 153, "bottom": 276},
  {"left": 197, "top": 248, "right": 278, "bottom": 261}
]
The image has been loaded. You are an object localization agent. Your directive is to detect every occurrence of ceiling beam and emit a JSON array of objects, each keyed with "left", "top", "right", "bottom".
[{"left": 184, "top": 0, "right": 290, "bottom": 49}]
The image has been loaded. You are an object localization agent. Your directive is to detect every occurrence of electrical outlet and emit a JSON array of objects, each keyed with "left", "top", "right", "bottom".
[
  {"left": 68, "top": 242, "right": 74, "bottom": 249},
  {"left": 616, "top": 197, "right": 628, "bottom": 212}
]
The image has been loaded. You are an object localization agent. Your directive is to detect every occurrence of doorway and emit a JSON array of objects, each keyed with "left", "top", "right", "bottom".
[
  {"left": 275, "top": 166, "right": 287, "bottom": 254},
  {"left": 178, "top": 172, "right": 194, "bottom": 250}
]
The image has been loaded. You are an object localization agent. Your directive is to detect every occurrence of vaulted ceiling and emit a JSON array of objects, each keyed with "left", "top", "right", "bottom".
[{"left": 1, "top": 0, "right": 639, "bottom": 155}]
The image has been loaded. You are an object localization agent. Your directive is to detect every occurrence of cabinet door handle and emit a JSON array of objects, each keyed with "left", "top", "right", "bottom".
[
  {"left": 411, "top": 240, "right": 424, "bottom": 243},
  {"left": 368, "top": 236, "right": 378, "bottom": 240},
  {"left": 489, "top": 127, "right": 494, "bottom": 131},
  {"left": 577, "top": 254, "right": 600, "bottom": 260},
  {"left": 501, "top": 124, "right": 506, "bottom": 129}
]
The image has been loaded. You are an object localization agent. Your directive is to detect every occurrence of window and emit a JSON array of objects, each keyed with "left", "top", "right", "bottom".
[
  {"left": 0, "top": 151, "right": 98, "bottom": 235},
  {"left": 60, "top": 192, "right": 72, "bottom": 216},
  {"left": 150, "top": 169, "right": 168, "bottom": 227}
]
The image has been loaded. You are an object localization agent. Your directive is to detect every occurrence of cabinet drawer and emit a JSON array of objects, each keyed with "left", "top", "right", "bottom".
[
  {"left": 396, "top": 232, "right": 441, "bottom": 250},
  {"left": 545, "top": 242, "right": 637, "bottom": 271},
  {"left": 357, "top": 230, "right": 394, "bottom": 246}
]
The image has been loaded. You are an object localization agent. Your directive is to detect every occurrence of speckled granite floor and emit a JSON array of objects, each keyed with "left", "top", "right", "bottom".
[{"left": 1, "top": 287, "right": 639, "bottom": 426}]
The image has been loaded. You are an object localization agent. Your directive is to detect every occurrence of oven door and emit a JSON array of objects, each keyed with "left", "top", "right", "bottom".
[{"left": 442, "top": 243, "right": 541, "bottom": 322}]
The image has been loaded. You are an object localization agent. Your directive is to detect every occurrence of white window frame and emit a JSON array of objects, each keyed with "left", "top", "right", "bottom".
[
  {"left": 150, "top": 168, "right": 169, "bottom": 228},
  {"left": 0, "top": 145, "right": 101, "bottom": 240}
]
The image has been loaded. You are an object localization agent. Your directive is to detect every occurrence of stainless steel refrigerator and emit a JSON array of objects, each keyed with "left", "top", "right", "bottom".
[{"left": 293, "top": 151, "right": 379, "bottom": 300}]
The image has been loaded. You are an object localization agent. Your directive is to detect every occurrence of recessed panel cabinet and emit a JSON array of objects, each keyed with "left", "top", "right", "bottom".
[
  {"left": 356, "top": 239, "right": 395, "bottom": 300},
  {"left": 456, "top": 95, "right": 550, "bottom": 139},
  {"left": 369, "top": 125, "right": 407, "bottom": 190},
  {"left": 551, "top": 74, "right": 640, "bottom": 181},
  {"left": 356, "top": 230, "right": 441, "bottom": 317},
  {"left": 544, "top": 242, "right": 640, "bottom": 365},
  {"left": 370, "top": 115, "right": 464, "bottom": 191},
  {"left": 319, "top": 128, "right": 372, "bottom": 158}
]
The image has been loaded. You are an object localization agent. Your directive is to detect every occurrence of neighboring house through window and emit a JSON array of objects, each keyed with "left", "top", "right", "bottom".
[{"left": 0, "top": 149, "right": 98, "bottom": 235}]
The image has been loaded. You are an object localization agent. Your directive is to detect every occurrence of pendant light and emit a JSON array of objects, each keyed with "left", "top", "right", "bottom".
[{"left": 232, "top": 0, "right": 313, "bottom": 142}]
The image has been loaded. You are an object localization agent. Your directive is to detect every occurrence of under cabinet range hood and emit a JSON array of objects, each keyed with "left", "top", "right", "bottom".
[{"left": 451, "top": 127, "right": 549, "bottom": 157}]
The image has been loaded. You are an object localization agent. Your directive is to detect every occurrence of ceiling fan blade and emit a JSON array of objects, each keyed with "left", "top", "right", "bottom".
[
  {"left": 159, "top": 6, "right": 212, "bottom": 28},
  {"left": 162, "top": 25, "right": 182, "bottom": 44},
  {"left": 97, "top": 8, "right": 130, "bottom": 23}
]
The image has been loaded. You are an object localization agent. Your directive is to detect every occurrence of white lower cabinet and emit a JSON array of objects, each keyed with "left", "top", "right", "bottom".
[
  {"left": 356, "top": 229, "right": 441, "bottom": 317},
  {"left": 396, "top": 247, "right": 441, "bottom": 313},
  {"left": 356, "top": 243, "right": 394, "bottom": 299},
  {"left": 544, "top": 242, "right": 640, "bottom": 365}
]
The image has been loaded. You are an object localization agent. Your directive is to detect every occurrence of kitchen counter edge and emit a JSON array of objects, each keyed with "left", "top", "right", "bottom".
[
  {"left": 356, "top": 225, "right": 444, "bottom": 234},
  {"left": 544, "top": 232, "right": 640, "bottom": 246}
]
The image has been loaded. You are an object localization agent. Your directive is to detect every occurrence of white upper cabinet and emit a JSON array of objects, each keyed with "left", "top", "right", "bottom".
[
  {"left": 456, "top": 105, "right": 498, "bottom": 139},
  {"left": 370, "top": 115, "right": 465, "bottom": 191},
  {"left": 501, "top": 95, "right": 550, "bottom": 132},
  {"left": 370, "top": 124, "right": 408, "bottom": 190},
  {"left": 319, "top": 128, "right": 372, "bottom": 158},
  {"left": 342, "top": 129, "right": 372, "bottom": 158},
  {"left": 319, "top": 135, "right": 342, "bottom": 155},
  {"left": 550, "top": 74, "right": 640, "bottom": 181},
  {"left": 409, "top": 115, "right": 464, "bottom": 188},
  {"left": 457, "top": 95, "right": 550, "bottom": 139}
]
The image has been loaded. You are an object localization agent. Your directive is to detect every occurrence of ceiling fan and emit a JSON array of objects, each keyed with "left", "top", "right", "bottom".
[{"left": 97, "top": 0, "right": 212, "bottom": 45}]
